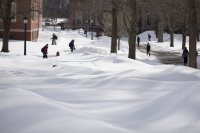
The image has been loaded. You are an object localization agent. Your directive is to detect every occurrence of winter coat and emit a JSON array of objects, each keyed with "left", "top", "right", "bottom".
[
  {"left": 52, "top": 34, "right": 57, "bottom": 40},
  {"left": 147, "top": 43, "right": 151, "bottom": 51},
  {"left": 69, "top": 40, "right": 74, "bottom": 48},
  {"left": 137, "top": 37, "right": 140, "bottom": 43},
  {"left": 182, "top": 48, "right": 189, "bottom": 58},
  {"left": 148, "top": 34, "right": 151, "bottom": 38},
  {"left": 42, "top": 46, "right": 48, "bottom": 54}
]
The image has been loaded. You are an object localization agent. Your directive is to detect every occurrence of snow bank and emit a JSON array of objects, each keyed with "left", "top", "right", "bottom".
[{"left": 1, "top": 29, "right": 200, "bottom": 133}]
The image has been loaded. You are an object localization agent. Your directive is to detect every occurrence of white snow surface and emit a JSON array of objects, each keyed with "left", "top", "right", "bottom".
[{"left": 1, "top": 28, "right": 200, "bottom": 133}]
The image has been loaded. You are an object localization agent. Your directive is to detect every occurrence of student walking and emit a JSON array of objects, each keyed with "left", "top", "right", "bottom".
[
  {"left": 69, "top": 39, "right": 75, "bottom": 52},
  {"left": 148, "top": 34, "right": 151, "bottom": 41},
  {"left": 41, "top": 44, "right": 48, "bottom": 58},
  {"left": 182, "top": 47, "right": 189, "bottom": 66},
  {"left": 147, "top": 42, "right": 151, "bottom": 57},
  {"left": 137, "top": 36, "right": 140, "bottom": 47},
  {"left": 51, "top": 33, "right": 58, "bottom": 45}
]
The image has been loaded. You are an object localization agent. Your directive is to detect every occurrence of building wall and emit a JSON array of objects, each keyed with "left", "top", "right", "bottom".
[{"left": 0, "top": 0, "right": 43, "bottom": 41}]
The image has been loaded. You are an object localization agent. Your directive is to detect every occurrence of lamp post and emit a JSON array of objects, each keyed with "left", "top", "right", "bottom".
[
  {"left": 23, "top": 16, "right": 28, "bottom": 55},
  {"left": 91, "top": 20, "right": 93, "bottom": 40}
]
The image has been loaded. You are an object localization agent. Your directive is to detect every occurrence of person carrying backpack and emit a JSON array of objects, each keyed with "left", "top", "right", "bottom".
[
  {"left": 51, "top": 33, "right": 57, "bottom": 45},
  {"left": 69, "top": 39, "right": 75, "bottom": 52},
  {"left": 41, "top": 44, "right": 48, "bottom": 58}
]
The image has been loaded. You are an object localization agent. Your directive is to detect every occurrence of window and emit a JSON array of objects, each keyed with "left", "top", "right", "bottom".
[
  {"left": 11, "top": 2, "right": 16, "bottom": 21},
  {"left": 0, "top": 2, "right": 16, "bottom": 21}
]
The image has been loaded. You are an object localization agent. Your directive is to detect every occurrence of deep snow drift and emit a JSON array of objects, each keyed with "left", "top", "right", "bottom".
[{"left": 0, "top": 28, "right": 200, "bottom": 133}]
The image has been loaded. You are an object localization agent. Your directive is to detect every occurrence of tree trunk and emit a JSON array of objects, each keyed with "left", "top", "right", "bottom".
[
  {"left": 118, "top": 37, "right": 120, "bottom": 50},
  {"left": 128, "top": 31, "right": 136, "bottom": 59},
  {"left": 169, "top": 29, "right": 174, "bottom": 47},
  {"left": 167, "top": 16, "right": 174, "bottom": 47},
  {"left": 110, "top": 0, "right": 118, "bottom": 53},
  {"left": 187, "top": 0, "right": 197, "bottom": 68},
  {"left": 1, "top": 21, "right": 10, "bottom": 52},
  {"left": 182, "top": 26, "right": 186, "bottom": 49},
  {"left": 0, "top": 0, "right": 13, "bottom": 52},
  {"left": 182, "top": 33, "right": 186, "bottom": 50},
  {"left": 155, "top": 29, "right": 158, "bottom": 38},
  {"left": 158, "top": 17, "right": 163, "bottom": 42},
  {"left": 128, "top": 0, "right": 137, "bottom": 59},
  {"left": 197, "top": 32, "right": 200, "bottom": 41}
]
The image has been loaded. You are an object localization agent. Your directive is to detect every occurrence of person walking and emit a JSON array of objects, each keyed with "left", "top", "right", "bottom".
[
  {"left": 69, "top": 39, "right": 75, "bottom": 52},
  {"left": 147, "top": 42, "right": 151, "bottom": 57},
  {"left": 148, "top": 33, "right": 151, "bottom": 41},
  {"left": 41, "top": 44, "right": 48, "bottom": 58},
  {"left": 137, "top": 36, "right": 140, "bottom": 47},
  {"left": 51, "top": 33, "right": 58, "bottom": 45},
  {"left": 182, "top": 47, "right": 189, "bottom": 66},
  {"left": 196, "top": 50, "right": 198, "bottom": 58}
]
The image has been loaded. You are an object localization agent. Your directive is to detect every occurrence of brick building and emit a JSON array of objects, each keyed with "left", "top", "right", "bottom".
[{"left": 0, "top": 0, "right": 43, "bottom": 41}]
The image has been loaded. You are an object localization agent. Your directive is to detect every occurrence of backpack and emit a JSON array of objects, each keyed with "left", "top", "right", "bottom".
[
  {"left": 41, "top": 47, "right": 44, "bottom": 53},
  {"left": 69, "top": 42, "right": 72, "bottom": 47}
]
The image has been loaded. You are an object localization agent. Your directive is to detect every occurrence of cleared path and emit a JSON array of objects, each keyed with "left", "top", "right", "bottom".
[{"left": 138, "top": 45, "right": 184, "bottom": 65}]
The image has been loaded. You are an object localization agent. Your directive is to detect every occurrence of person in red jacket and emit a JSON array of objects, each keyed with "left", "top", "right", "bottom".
[{"left": 41, "top": 44, "right": 48, "bottom": 58}]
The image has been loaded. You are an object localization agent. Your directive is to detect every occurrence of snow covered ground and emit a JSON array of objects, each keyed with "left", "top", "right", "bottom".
[{"left": 0, "top": 27, "right": 200, "bottom": 133}]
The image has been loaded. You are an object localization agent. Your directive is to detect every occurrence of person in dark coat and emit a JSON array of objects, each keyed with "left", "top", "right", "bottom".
[
  {"left": 41, "top": 44, "right": 48, "bottom": 58},
  {"left": 137, "top": 36, "right": 140, "bottom": 47},
  {"left": 147, "top": 42, "right": 151, "bottom": 57},
  {"left": 182, "top": 47, "right": 189, "bottom": 66},
  {"left": 148, "top": 33, "right": 151, "bottom": 41},
  {"left": 196, "top": 50, "right": 198, "bottom": 58},
  {"left": 51, "top": 33, "right": 57, "bottom": 45},
  {"left": 69, "top": 39, "right": 75, "bottom": 52}
]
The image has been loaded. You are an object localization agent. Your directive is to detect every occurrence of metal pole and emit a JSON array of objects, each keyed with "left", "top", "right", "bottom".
[{"left": 24, "top": 24, "right": 27, "bottom": 55}]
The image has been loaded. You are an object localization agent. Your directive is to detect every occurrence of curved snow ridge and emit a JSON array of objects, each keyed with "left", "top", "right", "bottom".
[
  {"left": 0, "top": 87, "right": 133, "bottom": 133},
  {"left": 115, "top": 83, "right": 200, "bottom": 131},
  {"left": 52, "top": 57, "right": 200, "bottom": 82},
  {"left": 144, "top": 65, "right": 200, "bottom": 82}
]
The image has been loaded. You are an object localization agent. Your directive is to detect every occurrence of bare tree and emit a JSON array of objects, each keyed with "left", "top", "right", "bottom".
[
  {"left": 122, "top": 0, "right": 137, "bottom": 59},
  {"left": 0, "top": 0, "right": 14, "bottom": 52},
  {"left": 186, "top": 0, "right": 197, "bottom": 68},
  {"left": 110, "top": 0, "right": 119, "bottom": 53}
]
